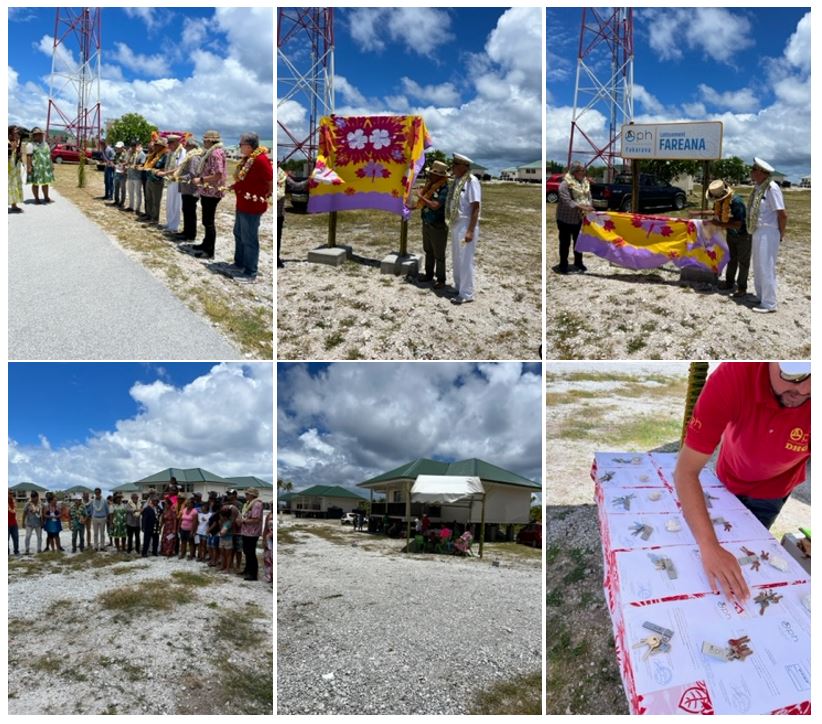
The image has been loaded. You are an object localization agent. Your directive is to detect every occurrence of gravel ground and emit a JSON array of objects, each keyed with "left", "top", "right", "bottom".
[
  {"left": 277, "top": 182, "right": 542, "bottom": 361},
  {"left": 8, "top": 531, "right": 272, "bottom": 715},
  {"left": 277, "top": 517, "right": 541, "bottom": 714},
  {"left": 8, "top": 187, "right": 239, "bottom": 360}
]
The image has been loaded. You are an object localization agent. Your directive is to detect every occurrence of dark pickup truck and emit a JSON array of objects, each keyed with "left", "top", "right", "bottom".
[{"left": 590, "top": 173, "right": 687, "bottom": 212}]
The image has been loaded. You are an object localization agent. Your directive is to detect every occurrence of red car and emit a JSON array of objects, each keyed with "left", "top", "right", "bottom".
[
  {"left": 545, "top": 172, "right": 564, "bottom": 203},
  {"left": 51, "top": 143, "right": 92, "bottom": 164},
  {"left": 516, "top": 521, "right": 542, "bottom": 548}
]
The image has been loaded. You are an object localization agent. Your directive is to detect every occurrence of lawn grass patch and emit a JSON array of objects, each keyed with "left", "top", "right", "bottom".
[
  {"left": 170, "top": 570, "right": 219, "bottom": 587},
  {"left": 470, "top": 670, "right": 542, "bottom": 715},
  {"left": 98, "top": 579, "right": 195, "bottom": 613}
]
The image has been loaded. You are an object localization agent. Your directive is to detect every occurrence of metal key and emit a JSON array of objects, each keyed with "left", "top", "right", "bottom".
[{"left": 633, "top": 634, "right": 662, "bottom": 660}]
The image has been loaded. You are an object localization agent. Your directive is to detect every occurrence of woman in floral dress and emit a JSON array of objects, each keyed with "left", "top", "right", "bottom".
[
  {"left": 8, "top": 126, "right": 24, "bottom": 212},
  {"left": 26, "top": 127, "right": 54, "bottom": 204},
  {"left": 160, "top": 495, "right": 179, "bottom": 556},
  {"left": 262, "top": 510, "right": 273, "bottom": 584},
  {"left": 111, "top": 493, "right": 128, "bottom": 552}
]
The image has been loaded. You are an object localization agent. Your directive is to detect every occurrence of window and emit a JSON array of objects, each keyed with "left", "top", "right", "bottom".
[{"left": 392, "top": 491, "right": 403, "bottom": 503}]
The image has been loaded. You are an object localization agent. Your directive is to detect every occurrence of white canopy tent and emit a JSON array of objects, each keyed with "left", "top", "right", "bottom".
[{"left": 410, "top": 475, "right": 487, "bottom": 557}]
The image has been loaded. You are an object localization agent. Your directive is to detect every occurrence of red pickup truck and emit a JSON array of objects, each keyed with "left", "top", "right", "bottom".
[{"left": 545, "top": 172, "right": 563, "bottom": 203}]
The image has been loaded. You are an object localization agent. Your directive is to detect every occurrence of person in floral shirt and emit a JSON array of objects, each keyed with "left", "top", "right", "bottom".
[
  {"left": 25, "top": 127, "right": 54, "bottom": 204},
  {"left": 70, "top": 497, "right": 88, "bottom": 553}
]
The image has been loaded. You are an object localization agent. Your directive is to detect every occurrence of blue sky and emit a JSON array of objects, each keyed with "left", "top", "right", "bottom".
[
  {"left": 9, "top": 363, "right": 214, "bottom": 447},
  {"left": 547, "top": 7, "right": 810, "bottom": 180},
  {"left": 9, "top": 7, "right": 273, "bottom": 140},
  {"left": 277, "top": 362, "right": 543, "bottom": 493},
  {"left": 277, "top": 7, "right": 542, "bottom": 174},
  {"left": 9, "top": 363, "right": 274, "bottom": 491}
]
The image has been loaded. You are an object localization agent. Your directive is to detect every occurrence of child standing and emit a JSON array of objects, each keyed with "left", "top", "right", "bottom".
[
  {"left": 219, "top": 507, "right": 233, "bottom": 573},
  {"left": 195, "top": 500, "right": 211, "bottom": 562}
]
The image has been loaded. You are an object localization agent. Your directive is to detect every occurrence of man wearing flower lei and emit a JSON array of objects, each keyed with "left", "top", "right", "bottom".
[
  {"left": 747, "top": 157, "right": 787, "bottom": 313},
  {"left": 444, "top": 153, "right": 481, "bottom": 304},
  {"left": 230, "top": 132, "right": 273, "bottom": 283}
]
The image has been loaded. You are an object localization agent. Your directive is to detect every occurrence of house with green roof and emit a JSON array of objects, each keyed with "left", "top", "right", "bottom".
[
  {"left": 119, "top": 467, "right": 273, "bottom": 505},
  {"left": 290, "top": 484, "right": 366, "bottom": 519},
  {"left": 9, "top": 481, "right": 48, "bottom": 505},
  {"left": 516, "top": 160, "right": 542, "bottom": 183},
  {"left": 357, "top": 457, "right": 539, "bottom": 532}
]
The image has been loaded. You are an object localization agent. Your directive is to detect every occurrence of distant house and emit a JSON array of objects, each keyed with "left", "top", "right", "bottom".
[
  {"left": 500, "top": 167, "right": 517, "bottom": 181},
  {"left": 9, "top": 481, "right": 48, "bottom": 505},
  {"left": 516, "top": 160, "right": 542, "bottom": 183},
  {"left": 114, "top": 467, "right": 274, "bottom": 505},
  {"left": 800, "top": 176, "right": 810, "bottom": 188},
  {"left": 357, "top": 457, "right": 539, "bottom": 538},
  {"left": 290, "top": 485, "right": 367, "bottom": 518},
  {"left": 60, "top": 485, "right": 95, "bottom": 499}
]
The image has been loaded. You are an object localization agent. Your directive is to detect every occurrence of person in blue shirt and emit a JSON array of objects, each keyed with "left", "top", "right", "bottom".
[{"left": 707, "top": 179, "right": 750, "bottom": 298}]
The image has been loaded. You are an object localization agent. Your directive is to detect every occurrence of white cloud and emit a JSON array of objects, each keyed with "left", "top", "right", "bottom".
[
  {"left": 784, "top": 12, "right": 810, "bottom": 73},
  {"left": 11, "top": 9, "right": 273, "bottom": 141},
  {"left": 123, "top": 8, "right": 161, "bottom": 30},
  {"left": 347, "top": 8, "right": 454, "bottom": 57},
  {"left": 697, "top": 84, "right": 759, "bottom": 113},
  {"left": 400, "top": 77, "right": 461, "bottom": 106},
  {"left": 633, "top": 83, "right": 665, "bottom": 114},
  {"left": 112, "top": 42, "right": 170, "bottom": 78},
  {"left": 277, "top": 363, "right": 542, "bottom": 490},
  {"left": 326, "top": 7, "right": 542, "bottom": 171},
  {"left": 9, "top": 364, "right": 273, "bottom": 492},
  {"left": 334, "top": 75, "right": 366, "bottom": 106},
  {"left": 642, "top": 8, "right": 753, "bottom": 65}
]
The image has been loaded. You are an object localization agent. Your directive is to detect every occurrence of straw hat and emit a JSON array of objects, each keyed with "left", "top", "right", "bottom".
[
  {"left": 705, "top": 179, "right": 734, "bottom": 204},
  {"left": 203, "top": 130, "right": 222, "bottom": 142},
  {"left": 428, "top": 160, "right": 448, "bottom": 177}
]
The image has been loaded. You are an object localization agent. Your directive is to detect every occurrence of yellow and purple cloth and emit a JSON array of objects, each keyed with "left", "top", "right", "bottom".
[
  {"left": 308, "top": 115, "right": 431, "bottom": 219},
  {"left": 575, "top": 211, "right": 729, "bottom": 273}
]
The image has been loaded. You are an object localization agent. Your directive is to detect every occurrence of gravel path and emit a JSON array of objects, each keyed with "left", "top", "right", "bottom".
[
  {"left": 277, "top": 519, "right": 541, "bottom": 714},
  {"left": 9, "top": 189, "right": 239, "bottom": 360},
  {"left": 8, "top": 532, "right": 272, "bottom": 715}
]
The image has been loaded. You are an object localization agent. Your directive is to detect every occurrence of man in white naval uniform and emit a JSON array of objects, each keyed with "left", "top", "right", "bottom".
[
  {"left": 446, "top": 153, "right": 481, "bottom": 304},
  {"left": 160, "top": 134, "right": 187, "bottom": 235},
  {"left": 748, "top": 157, "right": 787, "bottom": 313}
]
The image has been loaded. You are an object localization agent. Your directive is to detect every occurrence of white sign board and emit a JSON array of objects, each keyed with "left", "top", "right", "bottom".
[{"left": 621, "top": 122, "right": 723, "bottom": 160}]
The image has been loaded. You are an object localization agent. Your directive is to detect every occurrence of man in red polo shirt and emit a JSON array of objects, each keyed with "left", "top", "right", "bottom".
[{"left": 675, "top": 362, "right": 810, "bottom": 602}]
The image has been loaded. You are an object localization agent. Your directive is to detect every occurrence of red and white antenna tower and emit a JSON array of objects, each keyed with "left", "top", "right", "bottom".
[
  {"left": 277, "top": 8, "right": 334, "bottom": 169},
  {"left": 567, "top": 8, "right": 633, "bottom": 181},
  {"left": 46, "top": 7, "right": 102, "bottom": 148}
]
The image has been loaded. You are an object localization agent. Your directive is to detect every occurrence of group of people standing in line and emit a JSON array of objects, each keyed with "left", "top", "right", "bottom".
[
  {"left": 98, "top": 130, "right": 272, "bottom": 283},
  {"left": 8, "top": 482, "right": 273, "bottom": 583},
  {"left": 553, "top": 157, "right": 788, "bottom": 313},
  {"left": 9, "top": 125, "right": 273, "bottom": 284}
]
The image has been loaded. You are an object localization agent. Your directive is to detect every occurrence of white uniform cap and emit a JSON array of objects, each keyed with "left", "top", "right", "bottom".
[
  {"left": 752, "top": 157, "right": 774, "bottom": 174},
  {"left": 452, "top": 153, "right": 473, "bottom": 165}
]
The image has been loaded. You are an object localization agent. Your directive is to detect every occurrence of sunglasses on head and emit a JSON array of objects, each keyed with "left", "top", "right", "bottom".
[{"left": 779, "top": 370, "right": 810, "bottom": 383}]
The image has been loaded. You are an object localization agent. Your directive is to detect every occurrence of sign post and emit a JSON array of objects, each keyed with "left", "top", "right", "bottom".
[{"left": 620, "top": 121, "right": 723, "bottom": 162}]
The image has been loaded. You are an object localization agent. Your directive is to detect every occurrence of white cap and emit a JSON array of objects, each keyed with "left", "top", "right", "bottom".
[
  {"left": 778, "top": 362, "right": 811, "bottom": 377},
  {"left": 115, "top": 141, "right": 125, "bottom": 148},
  {"left": 752, "top": 157, "right": 774, "bottom": 174},
  {"left": 452, "top": 153, "right": 473, "bottom": 165}
]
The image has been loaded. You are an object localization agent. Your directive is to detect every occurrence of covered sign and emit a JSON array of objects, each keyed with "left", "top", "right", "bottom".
[
  {"left": 620, "top": 121, "right": 723, "bottom": 160},
  {"left": 411, "top": 475, "right": 484, "bottom": 504},
  {"left": 308, "top": 114, "right": 431, "bottom": 219}
]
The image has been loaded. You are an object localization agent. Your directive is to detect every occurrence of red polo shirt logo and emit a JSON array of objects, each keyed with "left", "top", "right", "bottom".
[
  {"left": 689, "top": 416, "right": 702, "bottom": 431},
  {"left": 786, "top": 427, "right": 809, "bottom": 452}
]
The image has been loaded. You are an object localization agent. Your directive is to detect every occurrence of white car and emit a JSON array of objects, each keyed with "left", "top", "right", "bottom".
[{"left": 340, "top": 512, "right": 357, "bottom": 525}]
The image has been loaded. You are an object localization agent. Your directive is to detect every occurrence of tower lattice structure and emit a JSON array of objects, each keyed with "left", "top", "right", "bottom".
[
  {"left": 567, "top": 7, "right": 633, "bottom": 181},
  {"left": 277, "top": 7, "right": 335, "bottom": 170},
  {"left": 46, "top": 7, "right": 102, "bottom": 148}
]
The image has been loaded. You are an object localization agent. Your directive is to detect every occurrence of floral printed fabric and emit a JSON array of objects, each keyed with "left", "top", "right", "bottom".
[
  {"left": 28, "top": 142, "right": 54, "bottom": 186},
  {"left": 308, "top": 115, "right": 431, "bottom": 219},
  {"left": 575, "top": 211, "right": 729, "bottom": 273}
]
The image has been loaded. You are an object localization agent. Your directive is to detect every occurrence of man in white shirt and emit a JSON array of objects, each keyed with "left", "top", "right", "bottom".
[
  {"left": 747, "top": 157, "right": 788, "bottom": 313},
  {"left": 159, "top": 134, "right": 187, "bottom": 235},
  {"left": 445, "top": 153, "right": 482, "bottom": 304}
]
